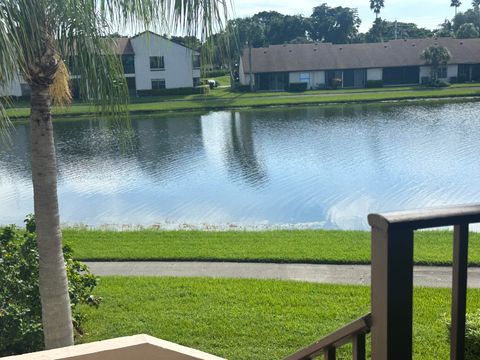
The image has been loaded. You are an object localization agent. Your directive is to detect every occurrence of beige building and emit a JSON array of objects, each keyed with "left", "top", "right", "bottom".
[{"left": 239, "top": 37, "right": 480, "bottom": 90}]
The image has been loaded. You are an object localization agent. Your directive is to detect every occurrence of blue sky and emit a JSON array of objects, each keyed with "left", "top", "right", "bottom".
[{"left": 234, "top": 0, "right": 472, "bottom": 32}]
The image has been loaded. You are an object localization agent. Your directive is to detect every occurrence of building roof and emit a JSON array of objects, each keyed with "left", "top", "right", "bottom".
[
  {"left": 113, "top": 37, "right": 135, "bottom": 55},
  {"left": 242, "top": 38, "right": 480, "bottom": 73}
]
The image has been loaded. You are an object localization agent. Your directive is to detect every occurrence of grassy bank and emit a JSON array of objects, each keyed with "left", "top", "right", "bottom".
[
  {"left": 78, "top": 277, "right": 480, "bottom": 359},
  {"left": 7, "top": 84, "right": 480, "bottom": 119},
  {"left": 64, "top": 229, "right": 480, "bottom": 265}
]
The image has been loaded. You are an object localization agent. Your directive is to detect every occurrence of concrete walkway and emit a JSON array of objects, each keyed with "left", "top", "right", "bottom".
[{"left": 85, "top": 261, "right": 480, "bottom": 288}]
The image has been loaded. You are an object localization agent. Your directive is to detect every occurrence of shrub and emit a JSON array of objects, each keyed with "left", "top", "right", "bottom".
[
  {"left": 458, "top": 75, "right": 467, "bottom": 83},
  {"left": 137, "top": 86, "right": 206, "bottom": 97},
  {"left": 446, "top": 311, "right": 480, "bottom": 360},
  {"left": 450, "top": 76, "right": 458, "bottom": 84},
  {"left": 430, "top": 79, "right": 451, "bottom": 88},
  {"left": 421, "top": 76, "right": 431, "bottom": 85},
  {"left": 330, "top": 77, "right": 342, "bottom": 89},
  {"left": 205, "top": 70, "right": 229, "bottom": 78},
  {"left": 0, "top": 216, "right": 101, "bottom": 357},
  {"left": 234, "top": 85, "right": 252, "bottom": 92},
  {"left": 365, "top": 80, "right": 384, "bottom": 88},
  {"left": 288, "top": 82, "right": 308, "bottom": 92}
]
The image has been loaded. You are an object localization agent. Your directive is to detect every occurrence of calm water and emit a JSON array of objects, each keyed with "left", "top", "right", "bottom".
[{"left": 2, "top": 101, "right": 480, "bottom": 230}]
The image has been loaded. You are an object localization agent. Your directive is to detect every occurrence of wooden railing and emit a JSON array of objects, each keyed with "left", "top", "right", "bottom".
[
  {"left": 283, "top": 314, "right": 371, "bottom": 360},
  {"left": 284, "top": 204, "right": 480, "bottom": 360}
]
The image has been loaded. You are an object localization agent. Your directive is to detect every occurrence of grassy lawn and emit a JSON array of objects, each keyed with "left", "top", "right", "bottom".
[
  {"left": 7, "top": 84, "right": 480, "bottom": 119},
  {"left": 78, "top": 276, "right": 480, "bottom": 359},
  {"left": 64, "top": 229, "right": 480, "bottom": 265}
]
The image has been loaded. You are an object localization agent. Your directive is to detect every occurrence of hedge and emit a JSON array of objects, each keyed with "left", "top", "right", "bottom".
[
  {"left": 137, "top": 86, "right": 207, "bottom": 97},
  {"left": 365, "top": 80, "right": 384, "bottom": 88},
  {"left": 288, "top": 82, "right": 308, "bottom": 92}
]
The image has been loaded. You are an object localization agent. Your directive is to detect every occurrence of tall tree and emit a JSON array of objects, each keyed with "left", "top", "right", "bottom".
[
  {"left": 370, "top": 0, "right": 385, "bottom": 19},
  {"left": 451, "top": 0, "right": 462, "bottom": 15},
  {"left": 309, "top": 4, "right": 361, "bottom": 43},
  {"left": 455, "top": 22, "right": 480, "bottom": 37},
  {"left": 421, "top": 45, "right": 452, "bottom": 81},
  {"left": 0, "top": 0, "right": 226, "bottom": 351},
  {"left": 474, "top": 0, "right": 480, "bottom": 9}
]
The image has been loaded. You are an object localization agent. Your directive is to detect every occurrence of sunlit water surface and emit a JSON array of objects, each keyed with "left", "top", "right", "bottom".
[{"left": 2, "top": 101, "right": 480, "bottom": 230}]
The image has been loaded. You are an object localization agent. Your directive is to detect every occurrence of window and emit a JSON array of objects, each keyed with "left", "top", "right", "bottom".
[
  {"left": 150, "top": 56, "right": 165, "bottom": 70},
  {"left": 122, "top": 55, "right": 135, "bottom": 74},
  {"left": 299, "top": 73, "right": 310, "bottom": 83},
  {"left": 436, "top": 66, "right": 448, "bottom": 79},
  {"left": 193, "top": 77, "right": 201, "bottom": 87},
  {"left": 151, "top": 79, "right": 166, "bottom": 89},
  {"left": 193, "top": 54, "right": 201, "bottom": 69}
]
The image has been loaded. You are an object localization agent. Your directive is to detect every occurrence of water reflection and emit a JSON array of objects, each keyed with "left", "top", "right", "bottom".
[{"left": 1, "top": 101, "right": 480, "bottom": 229}]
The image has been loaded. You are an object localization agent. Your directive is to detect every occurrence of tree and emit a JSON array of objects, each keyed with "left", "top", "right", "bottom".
[
  {"left": 474, "top": 0, "right": 480, "bottom": 9},
  {"left": 366, "top": 20, "right": 434, "bottom": 42},
  {"left": 309, "top": 4, "right": 361, "bottom": 44},
  {"left": 456, "top": 22, "right": 480, "bottom": 37},
  {"left": 170, "top": 36, "right": 202, "bottom": 51},
  {"left": 370, "top": 0, "right": 385, "bottom": 19},
  {"left": 421, "top": 45, "right": 452, "bottom": 81},
  {"left": 0, "top": 0, "right": 226, "bottom": 351},
  {"left": 452, "top": 7, "right": 480, "bottom": 32},
  {"left": 451, "top": 0, "right": 462, "bottom": 15}
]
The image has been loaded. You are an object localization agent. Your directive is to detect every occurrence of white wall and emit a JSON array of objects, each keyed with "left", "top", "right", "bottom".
[
  {"left": 420, "top": 65, "right": 457, "bottom": 81},
  {"left": 289, "top": 71, "right": 325, "bottom": 89},
  {"left": 131, "top": 32, "right": 200, "bottom": 90},
  {"left": 239, "top": 60, "right": 254, "bottom": 86},
  {"left": 367, "top": 68, "right": 382, "bottom": 81},
  {"left": 0, "top": 78, "right": 23, "bottom": 97},
  {"left": 448, "top": 64, "right": 458, "bottom": 78}
]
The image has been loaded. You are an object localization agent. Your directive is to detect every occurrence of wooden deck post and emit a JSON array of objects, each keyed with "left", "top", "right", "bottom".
[{"left": 370, "top": 224, "right": 414, "bottom": 360}]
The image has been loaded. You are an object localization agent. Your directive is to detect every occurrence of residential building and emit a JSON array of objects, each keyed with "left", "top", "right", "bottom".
[
  {"left": 239, "top": 38, "right": 480, "bottom": 91},
  {"left": 1, "top": 31, "right": 201, "bottom": 97}
]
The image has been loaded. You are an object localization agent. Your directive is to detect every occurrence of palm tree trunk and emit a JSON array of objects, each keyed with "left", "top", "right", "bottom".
[{"left": 30, "top": 82, "right": 74, "bottom": 349}]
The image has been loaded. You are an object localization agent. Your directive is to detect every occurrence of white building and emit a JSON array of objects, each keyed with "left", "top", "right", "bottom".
[
  {"left": 240, "top": 38, "right": 480, "bottom": 90},
  {"left": 1, "top": 31, "right": 201, "bottom": 97}
]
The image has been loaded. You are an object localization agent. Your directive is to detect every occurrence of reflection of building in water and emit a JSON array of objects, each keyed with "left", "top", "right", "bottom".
[
  {"left": 201, "top": 111, "right": 267, "bottom": 188},
  {"left": 133, "top": 115, "right": 205, "bottom": 179}
]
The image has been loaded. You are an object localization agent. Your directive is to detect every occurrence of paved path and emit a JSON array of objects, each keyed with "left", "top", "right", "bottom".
[{"left": 85, "top": 261, "right": 480, "bottom": 288}]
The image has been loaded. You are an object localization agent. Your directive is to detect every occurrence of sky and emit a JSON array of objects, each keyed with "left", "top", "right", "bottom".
[{"left": 233, "top": 0, "right": 472, "bottom": 32}]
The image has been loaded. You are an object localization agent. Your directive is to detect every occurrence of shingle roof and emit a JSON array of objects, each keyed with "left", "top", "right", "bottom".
[
  {"left": 113, "top": 37, "right": 134, "bottom": 55},
  {"left": 242, "top": 38, "right": 480, "bottom": 73}
]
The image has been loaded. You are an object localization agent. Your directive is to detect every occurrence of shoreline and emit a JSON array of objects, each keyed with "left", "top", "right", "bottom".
[{"left": 7, "top": 88, "right": 480, "bottom": 121}]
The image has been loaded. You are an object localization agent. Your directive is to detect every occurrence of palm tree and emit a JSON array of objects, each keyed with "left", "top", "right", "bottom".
[
  {"left": 370, "top": 0, "right": 385, "bottom": 19},
  {"left": 0, "top": 0, "right": 227, "bottom": 351},
  {"left": 451, "top": 0, "right": 462, "bottom": 15},
  {"left": 421, "top": 45, "right": 452, "bottom": 81}
]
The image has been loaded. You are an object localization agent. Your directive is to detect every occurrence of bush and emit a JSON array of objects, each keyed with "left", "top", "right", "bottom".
[
  {"left": 0, "top": 216, "right": 101, "bottom": 357},
  {"left": 365, "top": 80, "right": 384, "bottom": 88},
  {"left": 137, "top": 86, "right": 206, "bottom": 97},
  {"left": 288, "top": 82, "right": 308, "bottom": 92},
  {"left": 450, "top": 76, "right": 458, "bottom": 84},
  {"left": 421, "top": 76, "right": 431, "bottom": 85},
  {"left": 430, "top": 79, "right": 451, "bottom": 88},
  {"left": 458, "top": 75, "right": 467, "bottom": 83},
  {"left": 234, "top": 85, "right": 252, "bottom": 92},
  {"left": 205, "top": 70, "right": 229, "bottom": 78},
  {"left": 446, "top": 311, "right": 480, "bottom": 360},
  {"left": 330, "top": 77, "right": 342, "bottom": 89}
]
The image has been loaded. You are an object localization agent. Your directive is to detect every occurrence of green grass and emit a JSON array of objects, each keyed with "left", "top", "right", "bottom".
[
  {"left": 7, "top": 84, "right": 480, "bottom": 119},
  {"left": 78, "top": 276, "right": 480, "bottom": 359},
  {"left": 64, "top": 229, "right": 480, "bottom": 265}
]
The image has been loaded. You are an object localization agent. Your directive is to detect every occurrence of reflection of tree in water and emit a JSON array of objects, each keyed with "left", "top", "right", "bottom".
[
  {"left": 0, "top": 124, "right": 32, "bottom": 179},
  {"left": 224, "top": 112, "right": 268, "bottom": 188}
]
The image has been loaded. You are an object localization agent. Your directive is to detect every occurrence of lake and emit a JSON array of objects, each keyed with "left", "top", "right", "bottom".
[{"left": 2, "top": 100, "right": 480, "bottom": 230}]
